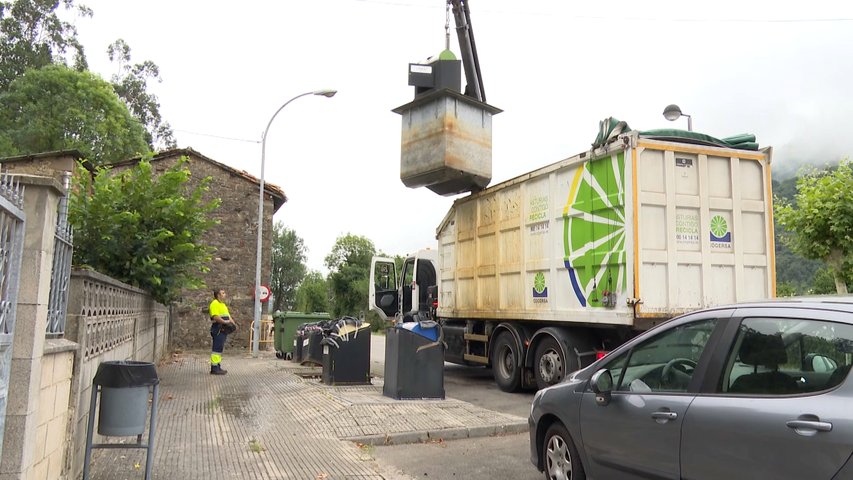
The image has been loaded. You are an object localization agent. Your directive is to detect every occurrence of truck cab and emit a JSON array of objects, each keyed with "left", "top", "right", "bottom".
[{"left": 369, "top": 250, "right": 438, "bottom": 323}]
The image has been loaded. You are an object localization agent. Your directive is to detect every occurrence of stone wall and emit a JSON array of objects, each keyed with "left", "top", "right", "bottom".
[{"left": 109, "top": 150, "right": 281, "bottom": 350}]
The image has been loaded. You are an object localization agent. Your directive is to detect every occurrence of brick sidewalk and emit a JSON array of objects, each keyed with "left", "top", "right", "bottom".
[{"left": 83, "top": 351, "right": 527, "bottom": 479}]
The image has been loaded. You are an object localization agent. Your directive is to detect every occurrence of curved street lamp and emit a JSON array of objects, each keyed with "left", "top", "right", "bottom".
[
  {"left": 663, "top": 104, "right": 693, "bottom": 131},
  {"left": 253, "top": 89, "right": 337, "bottom": 356}
]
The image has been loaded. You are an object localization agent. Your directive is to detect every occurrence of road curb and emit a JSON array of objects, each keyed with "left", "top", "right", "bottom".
[{"left": 346, "top": 421, "right": 528, "bottom": 447}]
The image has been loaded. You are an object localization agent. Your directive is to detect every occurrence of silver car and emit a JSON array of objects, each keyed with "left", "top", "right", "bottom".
[{"left": 529, "top": 297, "right": 853, "bottom": 479}]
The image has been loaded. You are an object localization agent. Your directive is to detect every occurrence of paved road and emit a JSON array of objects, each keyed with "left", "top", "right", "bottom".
[{"left": 369, "top": 334, "right": 542, "bottom": 480}]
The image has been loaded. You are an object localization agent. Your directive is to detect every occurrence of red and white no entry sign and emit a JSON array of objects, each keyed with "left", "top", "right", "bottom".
[{"left": 258, "top": 285, "right": 271, "bottom": 303}]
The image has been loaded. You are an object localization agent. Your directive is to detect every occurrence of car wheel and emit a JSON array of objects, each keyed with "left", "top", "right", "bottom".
[
  {"left": 543, "top": 422, "right": 585, "bottom": 480},
  {"left": 491, "top": 331, "right": 521, "bottom": 392},
  {"left": 535, "top": 336, "right": 572, "bottom": 390}
]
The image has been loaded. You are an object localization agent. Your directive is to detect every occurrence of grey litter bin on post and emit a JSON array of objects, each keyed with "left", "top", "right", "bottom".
[{"left": 83, "top": 361, "right": 160, "bottom": 480}]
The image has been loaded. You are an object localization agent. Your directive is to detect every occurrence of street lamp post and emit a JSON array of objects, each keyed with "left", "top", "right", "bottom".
[
  {"left": 662, "top": 104, "right": 693, "bottom": 131},
  {"left": 253, "top": 89, "right": 337, "bottom": 357}
]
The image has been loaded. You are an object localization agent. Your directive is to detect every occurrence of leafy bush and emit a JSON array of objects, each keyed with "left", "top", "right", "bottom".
[{"left": 69, "top": 156, "right": 220, "bottom": 303}]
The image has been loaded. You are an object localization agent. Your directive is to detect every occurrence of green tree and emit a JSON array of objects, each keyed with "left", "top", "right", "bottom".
[
  {"left": 0, "top": 64, "right": 149, "bottom": 164},
  {"left": 772, "top": 175, "right": 823, "bottom": 294},
  {"left": 270, "top": 223, "right": 307, "bottom": 312},
  {"left": 0, "top": 0, "right": 91, "bottom": 90},
  {"left": 324, "top": 233, "right": 376, "bottom": 318},
  {"left": 775, "top": 159, "right": 853, "bottom": 294},
  {"left": 0, "top": 2, "right": 173, "bottom": 150},
  {"left": 812, "top": 265, "right": 853, "bottom": 295},
  {"left": 107, "top": 39, "right": 175, "bottom": 149},
  {"left": 69, "top": 156, "right": 220, "bottom": 304},
  {"left": 294, "top": 271, "right": 329, "bottom": 314}
]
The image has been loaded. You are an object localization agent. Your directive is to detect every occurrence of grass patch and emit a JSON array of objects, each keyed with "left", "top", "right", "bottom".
[{"left": 248, "top": 438, "right": 266, "bottom": 453}]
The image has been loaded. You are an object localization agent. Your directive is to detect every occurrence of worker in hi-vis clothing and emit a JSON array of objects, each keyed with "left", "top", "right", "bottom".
[{"left": 208, "top": 288, "right": 236, "bottom": 375}]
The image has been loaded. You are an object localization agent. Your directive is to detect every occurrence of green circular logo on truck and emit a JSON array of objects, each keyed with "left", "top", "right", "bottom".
[
  {"left": 710, "top": 215, "right": 728, "bottom": 237},
  {"left": 534, "top": 272, "right": 546, "bottom": 294},
  {"left": 562, "top": 153, "right": 626, "bottom": 307}
]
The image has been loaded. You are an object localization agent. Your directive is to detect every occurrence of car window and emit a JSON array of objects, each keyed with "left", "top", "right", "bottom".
[
  {"left": 609, "top": 319, "right": 717, "bottom": 393},
  {"left": 402, "top": 260, "right": 415, "bottom": 286},
  {"left": 721, "top": 317, "right": 853, "bottom": 395}
]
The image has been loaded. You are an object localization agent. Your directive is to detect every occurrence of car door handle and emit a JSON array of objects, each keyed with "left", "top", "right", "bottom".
[
  {"left": 651, "top": 411, "right": 678, "bottom": 421},
  {"left": 786, "top": 420, "right": 832, "bottom": 433}
]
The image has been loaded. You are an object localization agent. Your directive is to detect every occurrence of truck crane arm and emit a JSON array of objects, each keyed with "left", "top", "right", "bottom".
[{"left": 449, "top": 0, "right": 486, "bottom": 103}]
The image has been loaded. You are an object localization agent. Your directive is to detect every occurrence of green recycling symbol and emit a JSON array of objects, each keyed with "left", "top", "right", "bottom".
[
  {"left": 534, "top": 272, "right": 546, "bottom": 294},
  {"left": 710, "top": 215, "right": 728, "bottom": 237}
]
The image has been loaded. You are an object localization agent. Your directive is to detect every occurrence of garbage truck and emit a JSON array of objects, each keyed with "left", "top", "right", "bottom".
[{"left": 370, "top": 122, "right": 775, "bottom": 392}]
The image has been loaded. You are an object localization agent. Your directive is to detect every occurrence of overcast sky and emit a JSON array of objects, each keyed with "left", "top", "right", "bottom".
[{"left": 73, "top": 0, "right": 853, "bottom": 273}]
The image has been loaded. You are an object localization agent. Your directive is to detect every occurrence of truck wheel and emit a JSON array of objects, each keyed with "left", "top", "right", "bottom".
[
  {"left": 491, "top": 331, "right": 521, "bottom": 392},
  {"left": 534, "top": 336, "right": 572, "bottom": 390}
]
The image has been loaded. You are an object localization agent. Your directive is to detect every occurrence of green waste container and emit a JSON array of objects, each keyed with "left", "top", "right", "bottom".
[{"left": 274, "top": 312, "right": 331, "bottom": 360}]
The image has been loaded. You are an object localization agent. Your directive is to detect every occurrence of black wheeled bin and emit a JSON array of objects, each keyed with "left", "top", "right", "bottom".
[
  {"left": 383, "top": 321, "right": 444, "bottom": 399},
  {"left": 292, "top": 329, "right": 304, "bottom": 363},
  {"left": 321, "top": 320, "right": 372, "bottom": 385},
  {"left": 301, "top": 323, "right": 326, "bottom": 366}
]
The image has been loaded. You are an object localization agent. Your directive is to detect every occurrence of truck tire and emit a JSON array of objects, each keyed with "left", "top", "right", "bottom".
[
  {"left": 491, "top": 331, "right": 521, "bottom": 392},
  {"left": 534, "top": 336, "right": 575, "bottom": 390}
]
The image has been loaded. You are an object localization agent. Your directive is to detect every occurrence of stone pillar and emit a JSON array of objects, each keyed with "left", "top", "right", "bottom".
[{"left": 0, "top": 175, "right": 64, "bottom": 480}]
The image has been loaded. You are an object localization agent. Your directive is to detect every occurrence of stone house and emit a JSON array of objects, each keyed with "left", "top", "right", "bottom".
[
  {"left": 0, "top": 148, "right": 282, "bottom": 350},
  {"left": 109, "top": 148, "right": 286, "bottom": 350}
]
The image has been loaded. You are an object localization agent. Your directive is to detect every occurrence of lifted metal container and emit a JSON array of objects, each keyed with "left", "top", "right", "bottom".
[{"left": 393, "top": 88, "right": 502, "bottom": 196}]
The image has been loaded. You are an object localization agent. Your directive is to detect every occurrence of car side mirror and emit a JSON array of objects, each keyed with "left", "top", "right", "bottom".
[{"left": 590, "top": 369, "right": 613, "bottom": 406}]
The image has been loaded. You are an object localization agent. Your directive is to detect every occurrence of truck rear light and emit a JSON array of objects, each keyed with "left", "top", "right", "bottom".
[{"left": 595, "top": 351, "right": 608, "bottom": 360}]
